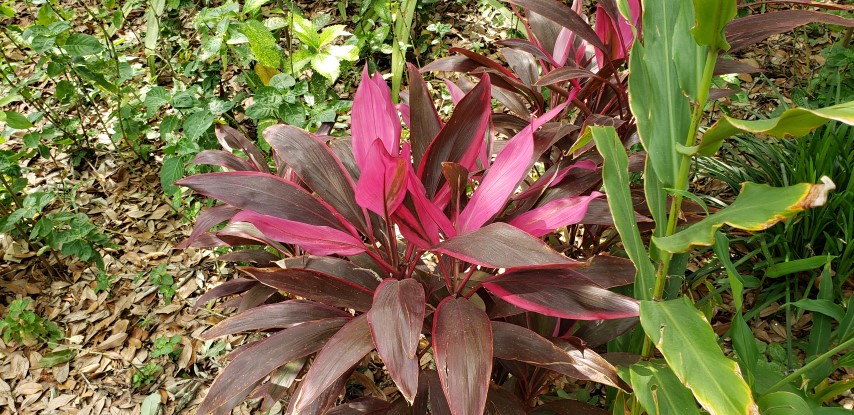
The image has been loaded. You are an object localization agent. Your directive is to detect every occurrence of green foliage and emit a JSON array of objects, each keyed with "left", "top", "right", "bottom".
[
  {"left": 151, "top": 335, "right": 183, "bottom": 360},
  {"left": 132, "top": 362, "right": 162, "bottom": 389},
  {"left": 138, "top": 264, "right": 176, "bottom": 304},
  {"left": 0, "top": 298, "right": 63, "bottom": 346}
]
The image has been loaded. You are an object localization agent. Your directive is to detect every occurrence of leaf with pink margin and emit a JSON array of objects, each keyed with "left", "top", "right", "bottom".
[
  {"left": 367, "top": 279, "right": 426, "bottom": 404},
  {"left": 435, "top": 223, "right": 578, "bottom": 268},
  {"left": 433, "top": 298, "right": 492, "bottom": 415},
  {"left": 177, "top": 171, "right": 352, "bottom": 232},
  {"left": 458, "top": 103, "right": 566, "bottom": 233},
  {"left": 202, "top": 300, "right": 350, "bottom": 339},
  {"left": 292, "top": 314, "right": 374, "bottom": 413},
  {"left": 244, "top": 267, "right": 375, "bottom": 312},
  {"left": 509, "top": 0, "right": 607, "bottom": 52},
  {"left": 444, "top": 79, "right": 466, "bottom": 105},
  {"left": 508, "top": 192, "right": 603, "bottom": 237},
  {"left": 191, "top": 150, "right": 257, "bottom": 172},
  {"left": 176, "top": 205, "right": 240, "bottom": 249},
  {"left": 215, "top": 124, "right": 270, "bottom": 173},
  {"left": 418, "top": 74, "right": 492, "bottom": 198},
  {"left": 232, "top": 211, "right": 365, "bottom": 256},
  {"left": 482, "top": 265, "right": 639, "bottom": 320},
  {"left": 352, "top": 67, "right": 401, "bottom": 168},
  {"left": 355, "top": 140, "right": 410, "bottom": 216},
  {"left": 407, "top": 63, "right": 442, "bottom": 167},
  {"left": 196, "top": 317, "right": 349, "bottom": 414}
]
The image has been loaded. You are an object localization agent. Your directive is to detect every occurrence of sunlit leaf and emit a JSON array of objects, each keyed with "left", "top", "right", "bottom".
[
  {"left": 690, "top": 0, "right": 736, "bottom": 51},
  {"left": 630, "top": 360, "right": 700, "bottom": 415}
]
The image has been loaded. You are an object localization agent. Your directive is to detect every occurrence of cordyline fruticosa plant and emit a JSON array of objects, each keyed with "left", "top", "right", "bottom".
[{"left": 177, "top": 64, "right": 641, "bottom": 414}]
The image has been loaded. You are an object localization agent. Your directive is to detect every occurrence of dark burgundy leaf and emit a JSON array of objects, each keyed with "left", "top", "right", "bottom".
[
  {"left": 509, "top": 0, "right": 607, "bottom": 52},
  {"left": 215, "top": 124, "right": 270, "bottom": 173},
  {"left": 407, "top": 64, "right": 443, "bottom": 167},
  {"left": 529, "top": 400, "right": 610, "bottom": 415},
  {"left": 244, "top": 267, "right": 375, "bottom": 312},
  {"left": 216, "top": 249, "right": 279, "bottom": 264},
  {"left": 527, "top": 10, "right": 562, "bottom": 55},
  {"left": 433, "top": 298, "right": 493, "bottom": 415},
  {"left": 491, "top": 321, "right": 628, "bottom": 391},
  {"left": 236, "top": 284, "right": 277, "bottom": 312},
  {"left": 572, "top": 317, "right": 639, "bottom": 348},
  {"left": 417, "top": 74, "right": 492, "bottom": 198},
  {"left": 264, "top": 124, "right": 368, "bottom": 233},
  {"left": 202, "top": 300, "right": 351, "bottom": 339},
  {"left": 496, "top": 38, "right": 554, "bottom": 63},
  {"left": 573, "top": 255, "right": 636, "bottom": 288},
  {"left": 535, "top": 67, "right": 598, "bottom": 86},
  {"left": 281, "top": 256, "right": 382, "bottom": 290},
  {"left": 176, "top": 171, "right": 351, "bottom": 231},
  {"left": 551, "top": 336, "right": 632, "bottom": 392},
  {"left": 435, "top": 223, "right": 579, "bottom": 268},
  {"left": 196, "top": 317, "right": 349, "bottom": 414},
  {"left": 211, "top": 380, "right": 261, "bottom": 415},
  {"left": 714, "top": 57, "right": 763, "bottom": 75},
  {"left": 420, "top": 55, "right": 483, "bottom": 73},
  {"left": 539, "top": 167, "right": 602, "bottom": 204},
  {"left": 329, "top": 138, "right": 362, "bottom": 180},
  {"left": 737, "top": 0, "right": 852, "bottom": 11},
  {"left": 484, "top": 384, "right": 527, "bottom": 415},
  {"left": 327, "top": 397, "right": 392, "bottom": 415},
  {"left": 288, "top": 367, "right": 356, "bottom": 415},
  {"left": 191, "top": 150, "right": 257, "bottom": 171},
  {"left": 413, "top": 370, "right": 452, "bottom": 415},
  {"left": 367, "top": 279, "right": 426, "bottom": 404},
  {"left": 215, "top": 222, "right": 291, "bottom": 254},
  {"left": 176, "top": 205, "right": 240, "bottom": 249},
  {"left": 483, "top": 265, "right": 639, "bottom": 320},
  {"left": 292, "top": 315, "right": 374, "bottom": 412},
  {"left": 708, "top": 88, "right": 740, "bottom": 101},
  {"left": 259, "top": 359, "right": 306, "bottom": 412},
  {"left": 726, "top": 10, "right": 854, "bottom": 53},
  {"left": 192, "top": 277, "right": 258, "bottom": 311}
]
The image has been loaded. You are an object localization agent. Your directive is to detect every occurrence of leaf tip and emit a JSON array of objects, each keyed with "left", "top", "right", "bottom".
[{"left": 802, "top": 176, "right": 835, "bottom": 208}]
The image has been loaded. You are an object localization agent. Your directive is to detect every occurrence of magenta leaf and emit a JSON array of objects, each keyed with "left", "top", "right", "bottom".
[
  {"left": 483, "top": 265, "right": 639, "bottom": 320},
  {"left": 214, "top": 124, "right": 270, "bottom": 173},
  {"left": 264, "top": 124, "right": 368, "bottom": 232},
  {"left": 176, "top": 171, "right": 351, "bottom": 231},
  {"left": 491, "top": 322, "right": 630, "bottom": 391},
  {"left": 417, "top": 74, "right": 492, "bottom": 198},
  {"left": 433, "top": 298, "right": 492, "bottom": 415},
  {"left": 355, "top": 140, "right": 410, "bottom": 216},
  {"left": 435, "top": 223, "right": 577, "bottom": 268},
  {"left": 367, "top": 279, "right": 425, "bottom": 403},
  {"left": 593, "top": 0, "right": 639, "bottom": 66},
  {"left": 244, "top": 267, "right": 375, "bottom": 312},
  {"left": 352, "top": 67, "right": 401, "bottom": 169},
  {"left": 292, "top": 314, "right": 374, "bottom": 413},
  {"left": 458, "top": 103, "right": 566, "bottom": 233},
  {"left": 202, "top": 300, "right": 351, "bottom": 339},
  {"left": 196, "top": 317, "right": 349, "bottom": 414},
  {"left": 508, "top": 192, "right": 603, "bottom": 237},
  {"left": 232, "top": 210, "right": 365, "bottom": 256},
  {"left": 510, "top": 0, "right": 606, "bottom": 51}
]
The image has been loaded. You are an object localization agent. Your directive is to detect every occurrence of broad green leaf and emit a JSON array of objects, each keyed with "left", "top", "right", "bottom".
[
  {"left": 640, "top": 298, "right": 757, "bottom": 414},
  {"left": 3, "top": 111, "right": 33, "bottom": 129},
  {"left": 198, "top": 36, "right": 223, "bottom": 61},
  {"left": 630, "top": 360, "right": 700, "bottom": 415},
  {"left": 690, "top": 0, "right": 736, "bottom": 51},
  {"left": 698, "top": 101, "right": 854, "bottom": 156},
  {"left": 790, "top": 299, "right": 845, "bottom": 323},
  {"left": 39, "top": 348, "right": 76, "bottom": 367},
  {"left": 318, "top": 24, "right": 348, "bottom": 47},
  {"left": 654, "top": 179, "right": 836, "bottom": 253},
  {"left": 765, "top": 255, "right": 831, "bottom": 278},
  {"left": 243, "top": 0, "right": 270, "bottom": 15},
  {"left": 757, "top": 391, "right": 812, "bottom": 415},
  {"left": 730, "top": 313, "right": 759, "bottom": 385},
  {"left": 144, "top": 87, "right": 169, "bottom": 118},
  {"left": 629, "top": 0, "right": 704, "bottom": 188},
  {"left": 144, "top": 8, "right": 159, "bottom": 53},
  {"left": 63, "top": 33, "right": 104, "bottom": 56},
  {"left": 327, "top": 44, "right": 358, "bottom": 62},
  {"left": 242, "top": 19, "right": 281, "bottom": 68},
  {"left": 589, "top": 126, "right": 656, "bottom": 300},
  {"left": 183, "top": 111, "right": 215, "bottom": 140},
  {"left": 310, "top": 53, "right": 340, "bottom": 82},
  {"left": 290, "top": 13, "right": 320, "bottom": 50}
]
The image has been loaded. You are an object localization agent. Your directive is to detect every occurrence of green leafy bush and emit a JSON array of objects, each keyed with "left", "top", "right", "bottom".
[{"left": 0, "top": 298, "right": 63, "bottom": 346}]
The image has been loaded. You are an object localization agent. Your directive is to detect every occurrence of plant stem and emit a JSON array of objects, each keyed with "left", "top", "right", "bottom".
[
  {"left": 764, "top": 334, "right": 854, "bottom": 394},
  {"left": 641, "top": 47, "right": 718, "bottom": 358}
]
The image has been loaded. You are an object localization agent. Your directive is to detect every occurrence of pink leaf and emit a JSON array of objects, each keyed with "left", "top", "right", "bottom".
[
  {"left": 593, "top": 0, "right": 639, "bottom": 67},
  {"left": 444, "top": 79, "right": 466, "bottom": 105},
  {"left": 509, "top": 191, "right": 603, "bottom": 237},
  {"left": 457, "top": 104, "right": 566, "bottom": 233},
  {"left": 355, "top": 140, "right": 410, "bottom": 216},
  {"left": 352, "top": 67, "right": 401, "bottom": 169},
  {"left": 232, "top": 211, "right": 365, "bottom": 256}
]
